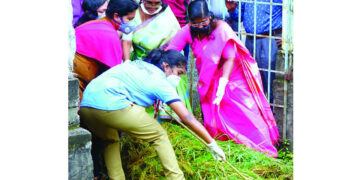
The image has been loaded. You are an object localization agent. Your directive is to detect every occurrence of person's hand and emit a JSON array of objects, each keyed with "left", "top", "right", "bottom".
[
  {"left": 213, "top": 77, "right": 228, "bottom": 105},
  {"left": 207, "top": 140, "right": 226, "bottom": 161}
]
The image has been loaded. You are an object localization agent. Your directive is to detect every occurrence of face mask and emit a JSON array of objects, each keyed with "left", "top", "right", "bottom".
[
  {"left": 141, "top": 3, "right": 162, "bottom": 15},
  {"left": 167, "top": 75, "right": 181, "bottom": 88},
  {"left": 113, "top": 17, "right": 136, "bottom": 34},
  {"left": 97, "top": 13, "right": 106, "bottom": 19},
  {"left": 190, "top": 24, "right": 210, "bottom": 34}
]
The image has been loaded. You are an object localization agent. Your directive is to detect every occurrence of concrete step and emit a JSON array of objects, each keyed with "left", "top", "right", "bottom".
[{"left": 68, "top": 128, "right": 93, "bottom": 180}]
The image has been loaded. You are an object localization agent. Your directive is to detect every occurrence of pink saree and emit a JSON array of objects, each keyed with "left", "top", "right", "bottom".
[
  {"left": 75, "top": 18, "right": 123, "bottom": 68},
  {"left": 167, "top": 21, "right": 279, "bottom": 157}
]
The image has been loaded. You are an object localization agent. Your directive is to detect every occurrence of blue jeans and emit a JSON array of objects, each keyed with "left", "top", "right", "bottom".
[{"left": 245, "top": 34, "right": 280, "bottom": 102}]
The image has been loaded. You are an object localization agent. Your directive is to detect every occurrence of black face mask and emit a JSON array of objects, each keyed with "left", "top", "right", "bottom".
[{"left": 190, "top": 24, "right": 210, "bottom": 34}]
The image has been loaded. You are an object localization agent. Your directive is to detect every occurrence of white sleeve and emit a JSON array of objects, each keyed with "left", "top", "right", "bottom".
[{"left": 122, "top": 32, "right": 133, "bottom": 41}]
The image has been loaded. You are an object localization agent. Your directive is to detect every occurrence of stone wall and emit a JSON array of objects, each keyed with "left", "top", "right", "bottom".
[
  {"left": 273, "top": 52, "right": 294, "bottom": 151},
  {"left": 68, "top": 78, "right": 80, "bottom": 127},
  {"left": 68, "top": 1, "right": 94, "bottom": 178},
  {"left": 273, "top": 80, "right": 293, "bottom": 151},
  {"left": 68, "top": 77, "right": 94, "bottom": 180}
]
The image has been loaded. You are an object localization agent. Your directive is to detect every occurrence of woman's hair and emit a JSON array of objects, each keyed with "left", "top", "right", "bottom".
[
  {"left": 188, "top": 0, "right": 210, "bottom": 21},
  {"left": 187, "top": 0, "right": 218, "bottom": 39},
  {"left": 74, "top": 0, "right": 107, "bottom": 28},
  {"left": 144, "top": 49, "right": 187, "bottom": 71},
  {"left": 83, "top": 0, "right": 107, "bottom": 16},
  {"left": 106, "top": 0, "right": 139, "bottom": 19}
]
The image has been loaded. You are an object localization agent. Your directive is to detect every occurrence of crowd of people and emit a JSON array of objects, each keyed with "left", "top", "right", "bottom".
[{"left": 71, "top": 0, "right": 282, "bottom": 179}]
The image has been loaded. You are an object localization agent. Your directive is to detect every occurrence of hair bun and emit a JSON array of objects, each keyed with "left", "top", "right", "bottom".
[
  {"left": 143, "top": 48, "right": 163, "bottom": 65},
  {"left": 144, "top": 48, "right": 187, "bottom": 71}
]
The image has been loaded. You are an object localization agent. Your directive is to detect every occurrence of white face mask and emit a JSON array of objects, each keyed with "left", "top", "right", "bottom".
[
  {"left": 140, "top": 3, "right": 162, "bottom": 15},
  {"left": 167, "top": 75, "right": 181, "bottom": 88},
  {"left": 97, "top": 13, "right": 106, "bottom": 19}
]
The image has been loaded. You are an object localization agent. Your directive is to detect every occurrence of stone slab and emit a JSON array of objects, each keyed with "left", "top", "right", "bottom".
[
  {"left": 68, "top": 128, "right": 93, "bottom": 180},
  {"left": 68, "top": 107, "right": 80, "bottom": 127},
  {"left": 68, "top": 77, "right": 79, "bottom": 108}
]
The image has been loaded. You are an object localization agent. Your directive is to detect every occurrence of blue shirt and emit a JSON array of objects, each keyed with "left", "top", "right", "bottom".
[
  {"left": 80, "top": 60, "right": 181, "bottom": 111},
  {"left": 228, "top": 4, "right": 240, "bottom": 21},
  {"left": 242, "top": 0, "right": 282, "bottom": 34}
]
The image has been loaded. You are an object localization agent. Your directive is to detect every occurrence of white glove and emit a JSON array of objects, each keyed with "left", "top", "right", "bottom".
[
  {"left": 212, "top": 77, "right": 228, "bottom": 105},
  {"left": 207, "top": 139, "right": 226, "bottom": 161}
]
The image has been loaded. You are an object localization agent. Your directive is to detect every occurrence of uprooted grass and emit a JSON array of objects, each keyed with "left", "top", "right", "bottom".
[{"left": 119, "top": 121, "right": 293, "bottom": 180}]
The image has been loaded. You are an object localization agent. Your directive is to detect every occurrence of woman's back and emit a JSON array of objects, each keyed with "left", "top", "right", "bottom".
[{"left": 80, "top": 61, "right": 179, "bottom": 111}]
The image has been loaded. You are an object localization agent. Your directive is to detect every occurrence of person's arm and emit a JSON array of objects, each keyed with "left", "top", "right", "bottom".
[
  {"left": 168, "top": 101, "right": 226, "bottom": 160},
  {"left": 122, "top": 40, "right": 132, "bottom": 62},
  {"left": 213, "top": 41, "right": 236, "bottom": 105},
  {"left": 221, "top": 40, "right": 236, "bottom": 79},
  {"left": 165, "top": 25, "right": 191, "bottom": 51},
  {"left": 153, "top": 77, "right": 226, "bottom": 160},
  {"left": 221, "top": 58, "right": 235, "bottom": 79},
  {"left": 169, "top": 101, "right": 213, "bottom": 143},
  {"left": 121, "top": 32, "right": 133, "bottom": 62}
]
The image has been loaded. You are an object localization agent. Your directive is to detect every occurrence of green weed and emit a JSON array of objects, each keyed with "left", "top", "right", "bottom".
[{"left": 119, "top": 121, "right": 293, "bottom": 180}]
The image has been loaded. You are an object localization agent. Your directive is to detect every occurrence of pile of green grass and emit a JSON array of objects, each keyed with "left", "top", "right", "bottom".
[{"left": 119, "top": 121, "right": 293, "bottom": 180}]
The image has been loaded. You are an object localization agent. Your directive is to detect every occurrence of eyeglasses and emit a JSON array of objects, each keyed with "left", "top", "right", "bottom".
[
  {"left": 190, "top": 19, "right": 210, "bottom": 27},
  {"left": 143, "top": 0, "right": 162, "bottom": 8}
]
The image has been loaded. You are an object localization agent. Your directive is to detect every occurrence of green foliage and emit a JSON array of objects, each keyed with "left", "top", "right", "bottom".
[
  {"left": 68, "top": 126, "right": 79, "bottom": 130},
  {"left": 119, "top": 121, "right": 293, "bottom": 180},
  {"left": 276, "top": 139, "right": 293, "bottom": 162}
]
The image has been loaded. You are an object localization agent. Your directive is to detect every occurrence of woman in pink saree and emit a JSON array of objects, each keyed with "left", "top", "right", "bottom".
[{"left": 166, "top": 0, "right": 279, "bottom": 157}]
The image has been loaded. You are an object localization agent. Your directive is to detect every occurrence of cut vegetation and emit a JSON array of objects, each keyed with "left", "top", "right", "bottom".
[{"left": 119, "top": 121, "right": 293, "bottom": 180}]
